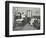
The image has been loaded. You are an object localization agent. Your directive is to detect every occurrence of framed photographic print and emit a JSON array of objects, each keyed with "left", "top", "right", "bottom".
[{"left": 5, "top": 1, "right": 45, "bottom": 37}]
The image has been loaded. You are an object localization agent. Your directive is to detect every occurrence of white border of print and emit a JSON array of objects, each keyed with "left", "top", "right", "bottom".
[{"left": 9, "top": 3, "right": 43, "bottom": 35}]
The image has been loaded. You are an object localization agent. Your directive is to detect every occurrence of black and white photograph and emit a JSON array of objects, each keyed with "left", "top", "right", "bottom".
[
  {"left": 13, "top": 7, "right": 40, "bottom": 31},
  {"left": 5, "top": 1, "right": 45, "bottom": 37}
]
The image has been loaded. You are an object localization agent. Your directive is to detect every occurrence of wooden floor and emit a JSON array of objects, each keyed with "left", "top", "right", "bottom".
[
  {"left": 13, "top": 23, "right": 37, "bottom": 31},
  {"left": 23, "top": 23, "right": 37, "bottom": 30}
]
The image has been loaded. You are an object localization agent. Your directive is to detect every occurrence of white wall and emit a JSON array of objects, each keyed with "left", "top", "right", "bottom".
[{"left": 13, "top": 7, "right": 40, "bottom": 16}]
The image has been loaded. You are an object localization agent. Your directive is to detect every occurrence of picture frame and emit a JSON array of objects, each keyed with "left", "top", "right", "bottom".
[{"left": 5, "top": 1, "right": 45, "bottom": 37}]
